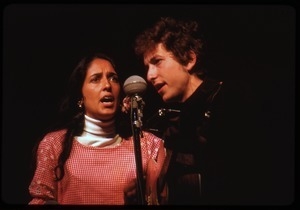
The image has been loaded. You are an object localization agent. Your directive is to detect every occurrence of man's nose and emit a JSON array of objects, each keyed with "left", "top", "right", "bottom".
[{"left": 147, "top": 65, "right": 157, "bottom": 82}]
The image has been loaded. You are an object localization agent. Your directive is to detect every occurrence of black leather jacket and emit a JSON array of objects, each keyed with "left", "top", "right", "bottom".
[{"left": 154, "top": 76, "right": 259, "bottom": 205}]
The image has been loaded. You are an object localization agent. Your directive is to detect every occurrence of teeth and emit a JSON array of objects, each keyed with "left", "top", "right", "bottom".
[{"left": 101, "top": 96, "right": 113, "bottom": 102}]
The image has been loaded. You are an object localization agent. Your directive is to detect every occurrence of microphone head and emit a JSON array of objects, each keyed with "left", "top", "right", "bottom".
[{"left": 123, "top": 75, "right": 147, "bottom": 96}]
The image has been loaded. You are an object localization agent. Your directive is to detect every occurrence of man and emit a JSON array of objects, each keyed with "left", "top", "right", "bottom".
[{"left": 134, "top": 17, "right": 263, "bottom": 205}]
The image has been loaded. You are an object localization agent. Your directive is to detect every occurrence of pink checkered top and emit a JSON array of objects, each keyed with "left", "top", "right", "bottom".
[{"left": 28, "top": 129, "right": 165, "bottom": 205}]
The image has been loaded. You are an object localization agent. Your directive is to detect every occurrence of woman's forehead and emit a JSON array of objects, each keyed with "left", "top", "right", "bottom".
[{"left": 87, "top": 59, "right": 116, "bottom": 74}]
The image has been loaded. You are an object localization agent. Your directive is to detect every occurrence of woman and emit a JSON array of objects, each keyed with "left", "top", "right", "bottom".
[{"left": 28, "top": 53, "right": 165, "bottom": 205}]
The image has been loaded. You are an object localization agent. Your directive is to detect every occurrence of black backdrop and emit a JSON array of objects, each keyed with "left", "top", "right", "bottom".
[{"left": 2, "top": 4, "right": 295, "bottom": 207}]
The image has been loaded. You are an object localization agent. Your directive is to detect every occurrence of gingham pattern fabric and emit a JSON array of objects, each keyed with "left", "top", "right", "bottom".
[{"left": 28, "top": 129, "right": 164, "bottom": 205}]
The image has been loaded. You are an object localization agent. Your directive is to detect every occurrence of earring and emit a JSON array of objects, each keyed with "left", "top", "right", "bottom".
[{"left": 77, "top": 99, "right": 83, "bottom": 108}]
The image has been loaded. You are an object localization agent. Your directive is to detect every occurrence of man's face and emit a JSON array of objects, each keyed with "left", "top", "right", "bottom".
[{"left": 143, "top": 43, "right": 191, "bottom": 103}]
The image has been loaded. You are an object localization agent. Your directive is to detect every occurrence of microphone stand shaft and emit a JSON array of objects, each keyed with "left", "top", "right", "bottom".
[{"left": 131, "top": 97, "right": 145, "bottom": 205}]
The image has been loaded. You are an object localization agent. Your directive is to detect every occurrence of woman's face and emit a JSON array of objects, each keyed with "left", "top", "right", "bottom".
[{"left": 82, "top": 58, "right": 121, "bottom": 121}]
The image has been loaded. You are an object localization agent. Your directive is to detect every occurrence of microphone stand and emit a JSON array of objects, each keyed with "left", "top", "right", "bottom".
[{"left": 130, "top": 95, "right": 146, "bottom": 205}]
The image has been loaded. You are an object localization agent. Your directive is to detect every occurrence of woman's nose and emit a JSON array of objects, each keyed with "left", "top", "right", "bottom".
[{"left": 103, "top": 78, "right": 112, "bottom": 90}]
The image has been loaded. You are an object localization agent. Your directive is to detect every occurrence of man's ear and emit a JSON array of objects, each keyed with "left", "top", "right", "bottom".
[{"left": 186, "top": 51, "right": 197, "bottom": 72}]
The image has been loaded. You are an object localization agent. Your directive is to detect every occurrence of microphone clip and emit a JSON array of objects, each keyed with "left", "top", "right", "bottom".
[{"left": 131, "top": 95, "right": 145, "bottom": 131}]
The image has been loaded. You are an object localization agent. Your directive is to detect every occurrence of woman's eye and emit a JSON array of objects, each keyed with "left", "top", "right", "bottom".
[
  {"left": 109, "top": 75, "right": 119, "bottom": 83},
  {"left": 90, "top": 77, "right": 100, "bottom": 83}
]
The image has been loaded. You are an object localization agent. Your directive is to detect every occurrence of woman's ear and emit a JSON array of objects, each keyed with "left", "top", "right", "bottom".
[{"left": 186, "top": 51, "right": 197, "bottom": 72}]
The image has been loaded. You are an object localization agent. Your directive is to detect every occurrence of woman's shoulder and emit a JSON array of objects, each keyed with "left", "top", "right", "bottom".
[
  {"left": 39, "top": 129, "right": 67, "bottom": 147},
  {"left": 43, "top": 129, "right": 67, "bottom": 139},
  {"left": 141, "top": 131, "right": 164, "bottom": 145},
  {"left": 142, "top": 130, "right": 161, "bottom": 138}
]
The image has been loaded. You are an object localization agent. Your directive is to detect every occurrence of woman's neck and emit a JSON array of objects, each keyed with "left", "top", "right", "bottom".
[{"left": 76, "top": 115, "right": 118, "bottom": 147}]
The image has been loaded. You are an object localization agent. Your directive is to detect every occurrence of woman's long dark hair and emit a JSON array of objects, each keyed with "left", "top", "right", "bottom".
[{"left": 31, "top": 52, "right": 131, "bottom": 181}]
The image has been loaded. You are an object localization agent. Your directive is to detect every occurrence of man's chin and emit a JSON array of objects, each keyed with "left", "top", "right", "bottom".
[{"left": 163, "top": 95, "right": 173, "bottom": 103}]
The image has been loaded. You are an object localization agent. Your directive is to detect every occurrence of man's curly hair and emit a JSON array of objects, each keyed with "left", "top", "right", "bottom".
[{"left": 134, "top": 17, "right": 205, "bottom": 77}]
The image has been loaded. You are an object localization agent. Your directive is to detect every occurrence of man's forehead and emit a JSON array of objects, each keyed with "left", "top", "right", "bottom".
[{"left": 143, "top": 44, "right": 170, "bottom": 62}]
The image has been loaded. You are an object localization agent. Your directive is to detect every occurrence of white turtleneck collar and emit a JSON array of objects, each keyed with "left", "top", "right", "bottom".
[{"left": 76, "top": 115, "right": 121, "bottom": 147}]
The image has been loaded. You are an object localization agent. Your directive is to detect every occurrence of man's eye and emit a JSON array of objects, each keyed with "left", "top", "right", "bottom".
[{"left": 153, "top": 59, "right": 162, "bottom": 65}]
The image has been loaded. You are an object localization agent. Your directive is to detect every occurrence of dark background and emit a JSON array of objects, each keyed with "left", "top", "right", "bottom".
[{"left": 2, "top": 4, "right": 295, "bottom": 207}]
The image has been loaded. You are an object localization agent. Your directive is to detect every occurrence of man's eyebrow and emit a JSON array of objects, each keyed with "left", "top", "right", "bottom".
[{"left": 149, "top": 56, "right": 159, "bottom": 63}]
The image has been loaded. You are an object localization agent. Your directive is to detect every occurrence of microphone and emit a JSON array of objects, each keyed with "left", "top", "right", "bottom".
[
  {"left": 123, "top": 75, "right": 147, "bottom": 129},
  {"left": 123, "top": 75, "right": 147, "bottom": 96},
  {"left": 123, "top": 75, "right": 147, "bottom": 204}
]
